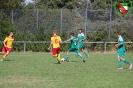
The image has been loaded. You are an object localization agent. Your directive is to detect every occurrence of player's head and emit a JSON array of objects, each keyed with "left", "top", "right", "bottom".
[
  {"left": 78, "top": 29, "right": 83, "bottom": 33},
  {"left": 53, "top": 30, "right": 57, "bottom": 36},
  {"left": 9, "top": 32, "right": 13, "bottom": 37},
  {"left": 70, "top": 32, "right": 74, "bottom": 37},
  {"left": 116, "top": 31, "right": 121, "bottom": 37}
]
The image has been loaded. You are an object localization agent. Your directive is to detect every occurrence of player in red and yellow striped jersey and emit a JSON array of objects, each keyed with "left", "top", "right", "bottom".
[
  {"left": 0, "top": 32, "right": 14, "bottom": 61},
  {"left": 48, "top": 30, "right": 62, "bottom": 64}
]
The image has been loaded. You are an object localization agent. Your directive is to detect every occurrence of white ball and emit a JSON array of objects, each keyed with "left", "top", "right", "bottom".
[{"left": 61, "top": 58, "right": 65, "bottom": 62}]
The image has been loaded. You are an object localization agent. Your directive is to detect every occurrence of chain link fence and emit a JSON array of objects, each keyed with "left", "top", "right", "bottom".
[
  {"left": 0, "top": 9, "right": 133, "bottom": 52},
  {"left": 1, "top": 9, "right": 133, "bottom": 39}
]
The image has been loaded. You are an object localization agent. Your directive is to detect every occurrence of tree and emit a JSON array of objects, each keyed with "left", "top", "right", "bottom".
[
  {"left": 0, "top": 16, "right": 16, "bottom": 40},
  {"left": 32, "top": 0, "right": 80, "bottom": 9},
  {"left": 0, "top": 0, "right": 25, "bottom": 9}
]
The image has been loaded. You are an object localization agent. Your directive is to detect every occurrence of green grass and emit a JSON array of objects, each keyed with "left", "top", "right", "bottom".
[{"left": 0, "top": 52, "right": 133, "bottom": 88}]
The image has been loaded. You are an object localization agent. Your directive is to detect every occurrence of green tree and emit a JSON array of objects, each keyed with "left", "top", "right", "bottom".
[
  {"left": 32, "top": 0, "right": 80, "bottom": 9},
  {"left": 0, "top": 0, "right": 25, "bottom": 9},
  {"left": 0, "top": 17, "right": 16, "bottom": 40},
  {"left": 91, "top": 0, "right": 131, "bottom": 10}
]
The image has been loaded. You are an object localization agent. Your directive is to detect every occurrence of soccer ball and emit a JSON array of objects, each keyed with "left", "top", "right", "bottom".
[{"left": 61, "top": 58, "right": 65, "bottom": 62}]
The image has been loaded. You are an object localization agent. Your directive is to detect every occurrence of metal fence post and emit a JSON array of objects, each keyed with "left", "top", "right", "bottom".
[
  {"left": 109, "top": 5, "right": 112, "bottom": 41},
  {"left": 36, "top": 8, "right": 38, "bottom": 29},
  {"left": 85, "top": 8, "right": 87, "bottom": 36},
  {"left": 60, "top": 9, "right": 62, "bottom": 34},
  {"left": 24, "top": 42, "right": 26, "bottom": 53},
  {"left": 104, "top": 42, "right": 107, "bottom": 54},
  {"left": 12, "top": 10, "right": 14, "bottom": 24}
]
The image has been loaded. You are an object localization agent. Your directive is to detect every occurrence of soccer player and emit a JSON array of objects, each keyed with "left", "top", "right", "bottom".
[
  {"left": 48, "top": 30, "right": 62, "bottom": 64},
  {"left": 0, "top": 32, "right": 14, "bottom": 61},
  {"left": 115, "top": 31, "right": 132, "bottom": 70},
  {"left": 77, "top": 29, "right": 89, "bottom": 57},
  {"left": 64, "top": 32, "right": 85, "bottom": 63}
]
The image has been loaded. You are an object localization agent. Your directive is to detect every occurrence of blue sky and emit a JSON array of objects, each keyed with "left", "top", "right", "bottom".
[{"left": 25, "top": 0, "right": 34, "bottom": 5}]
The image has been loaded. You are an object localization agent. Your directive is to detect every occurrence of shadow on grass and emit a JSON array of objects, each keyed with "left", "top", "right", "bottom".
[
  {"left": 4, "top": 59, "right": 14, "bottom": 61},
  {"left": 53, "top": 61, "right": 80, "bottom": 64},
  {"left": 53, "top": 63, "right": 61, "bottom": 64},
  {"left": 71, "top": 61, "right": 79, "bottom": 62}
]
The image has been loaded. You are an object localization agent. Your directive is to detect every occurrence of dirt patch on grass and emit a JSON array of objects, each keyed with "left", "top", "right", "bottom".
[{"left": 0, "top": 76, "right": 43, "bottom": 85}]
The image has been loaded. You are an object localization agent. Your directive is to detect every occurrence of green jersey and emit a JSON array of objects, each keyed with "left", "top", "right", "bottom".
[
  {"left": 70, "top": 37, "right": 77, "bottom": 48},
  {"left": 77, "top": 33, "right": 85, "bottom": 43},
  {"left": 118, "top": 35, "right": 126, "bottom": 52}
]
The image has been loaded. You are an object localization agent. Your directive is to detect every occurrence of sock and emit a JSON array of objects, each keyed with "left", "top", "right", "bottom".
[
  {"left": 84, "top": 51, "right": 89, "bottom": 57},
  {"left": 75, "top": 51, "right": 78, "bottom": 57},
  {"left": 56, "top": 57, "right": 60, "bottom": 64},
  {"left": 56, "top": 56, "right": 60, "bottom": 61},
  {"left": 118, "top": 60, "right": 123, "bottom": 68},
  {"left": 123, "top": 59, "right": 130, "bottom": 65},
  {"left": 2, "top": 54, "right": 8, "bottom": 60},
  {"left": 57, "top": 54, "right": 60, "bottom": 60},
  {"left": 66, "top": 55, "right": 69, "bottom": 61},
  {"left": 80, "top": 55, "right": 84, "bottom": 60}
]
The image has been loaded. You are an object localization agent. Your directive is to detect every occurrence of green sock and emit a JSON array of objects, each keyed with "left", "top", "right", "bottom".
[
  {"left": 56, "top": 57, "right": 60, "bottom": 62},
  {"left": 84, "top": 51, "right": 89, "bottom": 57},
  {"left": 66, "top": 55, "right": 69, "bottom": 61},
  {"left": 58, "top": 54, "right": 60, "bottom": 60},
  {"left": 80, "top": 56, "right": 84, "bottom": 60},
  {"left": 123, "top": 59, "right": 130, "bottom": 65},
  {"left": 75, "top": 51, "right": 78, "bottom": 57},
  {"left": 118, "top": 60, "right": 123, "bottom": 68}
]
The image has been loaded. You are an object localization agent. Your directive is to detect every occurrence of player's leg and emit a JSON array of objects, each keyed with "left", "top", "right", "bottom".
[
  {"left": 120, "top": 52, "right": 132, "bottom": 69},
  {"left": 0, "top": 47, "right": 6, "bottom": 55},
  {"left": 65, "top": 48, "right": 74, "bottom": 62},
  {"left": 74, "top": 43, "right": 79, "bottom": 57},
  {"left": 78, "top": 43, "right": 89, "bottom": 57},
  {"left": 2, "top": 48, "right": 11, "bottom": 61},
  {"left": 57, "top": 53, "right": 60, "bottom": 60},
  {"left": 74, "top": 50, "right": 78, "bottom": 57},
  {"left": 81, "top": 45, "right": 89, "bottom": 57},
  {"left": 120, "top": 57, "right": 132, "bottom": 69},
  {"left": 76, "top": 49, "right": 85, "bottom": 63},
  {"left": 117, "top": 51, "right": 123, "bottom": 69},
  {"left": 117, "top": 56, "right": 123, "bottom": 70},
  {"left": 52, "top": 48, "right": 60, "bottom": 63},
  {"left": 75, "top": 44, "right": 80, "bottom": 57},
  {"left": 2, "top": 51, "right": 9, "bottom": 60},
  {"left": 53, "top": 55, "right": 60, "bottom": 63},
  {"left": 65, "top": 51, "right": 69, "bottom": 62},
  {"left": 57, "top": 47, "right": 61, "bottom": 62}
]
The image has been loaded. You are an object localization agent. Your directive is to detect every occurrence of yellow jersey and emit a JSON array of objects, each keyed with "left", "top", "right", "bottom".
[
  {"left": 51, "top": 36, "right": 61, "bottom": 48},
  {"left": 4, "top": 36, "right": 14, "bottom": 48}
]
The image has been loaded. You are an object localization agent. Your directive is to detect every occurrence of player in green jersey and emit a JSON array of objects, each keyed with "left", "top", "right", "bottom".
[
  {"left": 115, "top": 31, "right": 132, "bottom": 70},
  {"left": 77, "top": 29, "right": 89, "bottom": 57},
  {"left": 64, "top": 32, "right": 85, "bottom": 63}
]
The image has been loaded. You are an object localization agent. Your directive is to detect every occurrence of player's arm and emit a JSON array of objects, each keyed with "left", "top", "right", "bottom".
[
  {"left": 60, "top": 40, "right": 63, "bottom": 44},
  {"left": 48, "top": 40, "right": 53, "bottom": 50},
  {"left": 115, "top": 41, "right": 124, "bottom": 48},
  {"left": 3, "top": 38, "right": 7, "bottom": 47},
  {"left": 64, "top": 39, "right": 71, "bottom": 43},
  {"left": 82, "top": 34, "right": 87, "bottom": 40},
  {"left": 118, "top": 42, "right": 123, "bottom": 46},
  {"left": 79, "top": 36, "right": 86, "bottom": 42},
  {"left": 82, "top": 37, "right": 86, "bottom": 41}
]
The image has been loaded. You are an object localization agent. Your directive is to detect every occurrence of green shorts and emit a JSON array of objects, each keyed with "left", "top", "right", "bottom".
[
  {"left": 68, "top": 47, "right": 79, "bottom": 54},
  {"left": 117, "top": 51, "right": 125, "bottom": 57},
  {"left": 77, "top": 43, "right": 84, "bottom": 49}
]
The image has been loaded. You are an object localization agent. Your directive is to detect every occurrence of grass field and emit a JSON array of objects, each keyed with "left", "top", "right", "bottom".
[{"left": 0, "top": 52, "right": 133, "bottom": 88}]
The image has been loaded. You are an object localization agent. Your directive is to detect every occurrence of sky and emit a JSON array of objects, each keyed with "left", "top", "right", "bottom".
[{"left": 25, "top": 0, "right": 34, "bottom": 5}]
